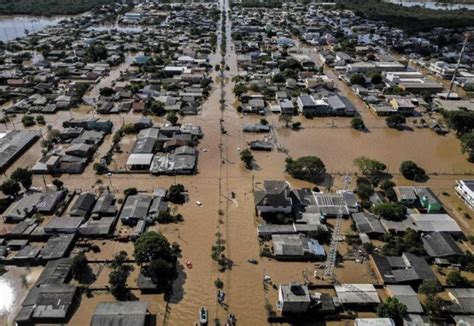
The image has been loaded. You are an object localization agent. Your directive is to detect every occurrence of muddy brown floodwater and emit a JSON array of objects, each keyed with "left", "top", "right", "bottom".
[{"left": 2, "top": 0, "right": 474, "bottom": 325}]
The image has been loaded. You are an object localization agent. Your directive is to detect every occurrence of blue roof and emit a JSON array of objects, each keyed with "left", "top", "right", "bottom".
[{"left": 308, "top": 239, "right": 325, "bottom": 256}]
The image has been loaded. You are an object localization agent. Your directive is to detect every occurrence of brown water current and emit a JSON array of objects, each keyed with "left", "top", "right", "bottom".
[{"left": 1, "top": 0, "right": 474, "bottom": 325}]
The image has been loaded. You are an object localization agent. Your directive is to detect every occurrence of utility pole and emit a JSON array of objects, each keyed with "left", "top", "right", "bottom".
[
  {"left": 447, "top": 32, "right": 471, "bottom": 99},
  {"left": 323, "top": 174, "right": 352, "bottom": 283}
]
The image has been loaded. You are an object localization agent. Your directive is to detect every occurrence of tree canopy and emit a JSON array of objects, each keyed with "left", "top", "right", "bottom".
[
  {"left": 446, "top": 270, "right": 471, "bottom": 287},
  {"left": 353, "top": 156, "right": 387, "bottom": 185},
  {"left": 134, "top": 231, "right": 176, "bottom": 265},
  {"left": 377, "top": 297, "right": 407, "bottom": 326},
  {"left": 109, "top": 251, "right": 134, "bottom": 300},
  {"left": 338, "top": 0, "right": 474, "bottom": 33},
  {"left": 167, "top": 184, "right": 186, "bottom": 204},
  {"left": 373, "top": 203, "right": 406, "bottom": 221},
  {"left": 10, "top": 168, "right": 33, "bottom": 190},
  {"left": 461, "top": 132, "right": 474, "bottom": 162},
  {"left": 285, "top": 156, "right": 326, "bottom": 181},
  {"left": 240, "top": 149, "right": 254, "bottom": 169},
  {"left": 0, "top": 0, "right": 115, "bottom": 15},
  {"left": 349, "top": 73, "right": 365, "bottom": 86},
  {"left": 382, "top": 229, "right": 425, "bottom": 256},
  {"left": 399, "top": 160, "right": 426, "bottom": 181},
  {"left": 386, "top": 114, "right": 406, "bottom": 129}
]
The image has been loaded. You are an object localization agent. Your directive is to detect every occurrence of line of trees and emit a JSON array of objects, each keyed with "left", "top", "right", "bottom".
[
  {"left": 337, "top": 0, "right": 474, "bottom": 33},
  {"left": 0, "top": 0, "right": 115, "bottom": 16}
]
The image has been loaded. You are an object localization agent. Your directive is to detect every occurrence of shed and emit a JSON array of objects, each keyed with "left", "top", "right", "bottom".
[
  {"left": 335, "top": 284, "right": 380, "bottom": 305},
  {"left": 91, "top": 302, "right": 149, "bottom": 326}
]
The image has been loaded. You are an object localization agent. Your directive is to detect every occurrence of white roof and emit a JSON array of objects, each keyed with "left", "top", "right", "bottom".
[
  {"left": 355, "top": 318, "right": 395, "bottom": 326},
  {"left": 126, "top": 153, "right": 154, "bottom": 166},
  {"left": 410, "top": 213, "right": 462, "bottom": 233},
  {"left": 335, "top": 284, "right": 380, "bottom": 304}
]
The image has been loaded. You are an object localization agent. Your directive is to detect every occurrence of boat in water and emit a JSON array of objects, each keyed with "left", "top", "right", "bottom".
[{"left": 199, "top": 307, "right": 208, "bottom": 325}]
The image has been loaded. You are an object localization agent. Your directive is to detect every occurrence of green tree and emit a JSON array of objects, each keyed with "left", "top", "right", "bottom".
[
  {"left": 99, "top": 87, "right": 114, "bottom": 96},
  {"left": 109, "top": 251, "right": 134, "bottom": 300},
  {"left": 399, "top": 160, "right": 426, "bottom": 181},
  {"left": 233, "top": 84, "right": 247, "bottom": 97},
  {"left": 240, "top": 149, "right": 254, "bottom": 169},
  {"left": 167, "top": 112, "right": 178, "bottom": 125},
  {"left": 357, "top": 182, "right": 375, "bottom": 200},
  {"left": 124, "top": 187, "right": 138, "bottom": 197},
  {"left": 0, "top": 179, "right": 21, "bottom": 197},
  {"left": 285, "top": 156, "right": 326, "bottom": 181},
  {"left": 445, "top": 111, "right": 474, "bottom": 136},
  {"left": 419, "top": 279, "right": 442, "bottom": 296},
  {"left": 382, "top": 229, "right": 425, "bottom": 256},
  {"left": 150, "top": 100, "right": 165, "bottom": 116},
  {"left": 380, "top": 179, "right": 396, "bottom": 191},
  {"left": 377, "top": 297, "right": 407, "bottom": 326},
  {"left": 134, "top": 231, "right": 176, "bottom": 265},
  {"left": 373, "top": 203, "right": 406, "bottom": 221},
  {"left": 121, "top": 123, "right": 137, "bottom": 134},
  {"left": 350, "top": 73, "right": 365, "bottom": 85},
  {"left": 279, "top": 114, "right": 293, "bottom": 128},
  {"left": 460, "top": 132, "right": 474, "bottom": 162},
  {"left": 424, "top": 294, "right": 446, "bottom": 318},
  {"left": 146, "top": 258, "right": 177, "bottom": 291},
  {"left": 307, "top": 226, "right": 331, "bottom": 244},
  {"left": 87, "top": 44, "right": 108, "bottom": 62},
  {"left": 386, "top": 114, "right": 406, "bottom": 129},
  {"left": 21, "top": 115, "right": 35, "bottom": 127},
  {"left": 354, "top": 156, "right": 387, "bottom": 185},
  {"left": 351, "top": 117, "right": 365, "bottom": 130},
  {"left": 10, "top": 168, "right": 32, "bottom": 190},
  {"left": 52, "top": 179, "right": 64, "bottom": 190},
  {"left": 70, "top": 253, "right": 90, "bottom": 283},
  {"left": 371, "top": 73, "right": 382, "bottom": 85},
  {"left": 93, "top": 163, "right": 108, "bottom": 175},
  {"left": 446, "top": 270, "right": 470, "bottom": 287},
  {"left": 272, "top": 73, "right": 286, "bottom": 83},
  {"left": 167, "top": 184, "right": 186, "bottom": 204}
]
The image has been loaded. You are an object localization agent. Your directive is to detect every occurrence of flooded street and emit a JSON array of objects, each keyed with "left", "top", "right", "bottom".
[{"left": 1, "top": 1, "right": 473, "bottom": 325}]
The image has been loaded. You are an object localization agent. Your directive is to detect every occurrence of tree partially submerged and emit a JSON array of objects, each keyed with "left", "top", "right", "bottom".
[
  {"left": 108, "top": 251, "right": 134, "bottom": 300},
  {"left": 461, "top": 132, "right": 474, "bottom": 162},
  {"left": 167, "top": 184, "right": 186, "bottom": 204},
  {"left": 285, "top": 156, "right": 326, "bottom": 182},
  {"left": 134, "top": 232, "right": 178, "bottom": 292},
  {"left": 400, "top": 160, "right": 427, "bottom": 181},
  {"left": 386, "top": 114, "right": 406, "bottom": 129},
  {"left": 354, "top": 156, "right": 387, "bottom": 186},
  {"left": 240, "top": 149, "right": 254, "bottom": 169}
]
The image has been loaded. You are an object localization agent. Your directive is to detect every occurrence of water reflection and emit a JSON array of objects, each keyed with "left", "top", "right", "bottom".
[
  {"left": 0, "top": 278, "right": 14, "bottom": 315},
  {"left": 384, "top": 0, "right": 474, "bottom": 10},
  {"left": 0, "top": 16, "right": 65, "bottom": 42}
]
